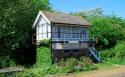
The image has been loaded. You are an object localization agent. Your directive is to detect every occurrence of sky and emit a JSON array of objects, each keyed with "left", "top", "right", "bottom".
[{"left": 50, "top": 0, "right": 125, "bottom": 18}]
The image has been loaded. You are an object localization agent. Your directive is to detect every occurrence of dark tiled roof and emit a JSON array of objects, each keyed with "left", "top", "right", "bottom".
[{"left": 41, "top": 11, "right": 90, "bottom": 26}]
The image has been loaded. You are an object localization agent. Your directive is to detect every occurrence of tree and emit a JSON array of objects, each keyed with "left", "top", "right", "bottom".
[
  {"left": 71, "top": 9, "right": 125, "bottom": 49},
  {"left": 70, "top": 8, "right": 103, "bottom": 19},
  {"left": 0, "top": 0, "right": 52, "bottom": 56}
]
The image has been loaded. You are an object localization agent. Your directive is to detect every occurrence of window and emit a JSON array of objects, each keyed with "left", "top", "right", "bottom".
[
  {"left": 80, "top": 29, "right": 88, "bottom": 39},
  {"left": 64, "top": 50, "right": 70, "bottom": 53},
  {"left": 72, "top": 27, "right": 79, "bottom": 38},
  {"left": 59, "top": 26, "right": 70, "bottom": 38},
  {"left": 52, "top": 26, "right": 58, "bottom": 38},
  {"left": 58, "top": 27, "right": 61, "bottom": 38},
  {"left": 73, "top": 49, "right": 79, "bottom": 52},
  {"left": 63, "top": 26, "right": 70, "bottom": 38}
]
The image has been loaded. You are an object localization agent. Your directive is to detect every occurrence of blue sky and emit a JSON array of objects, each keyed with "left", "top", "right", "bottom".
[{"left": 50, "top": 0, "right": 125, "bottom": 18}]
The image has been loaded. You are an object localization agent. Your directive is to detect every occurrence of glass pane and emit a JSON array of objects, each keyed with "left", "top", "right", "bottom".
[
  {"left": 52, "top": 26, "right": 58, "bottom": 38},
  {"left": 82, "top": 30, "right": 87, "bottom": 38},
  {"left": 72, "top": 27, "right": 79, "bottom": 38}
]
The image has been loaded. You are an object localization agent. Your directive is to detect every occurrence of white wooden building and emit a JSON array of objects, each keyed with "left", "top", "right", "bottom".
[
  {"left": 33, "top": 11, "right": 100, "bottom": 63},
  {"left": 33, "top": 11, "right": 90, "bottom": 44}
]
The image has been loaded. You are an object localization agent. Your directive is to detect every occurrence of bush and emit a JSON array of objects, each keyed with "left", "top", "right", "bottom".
[
  {"left": 35, "top": 46, "right": 51, "bottom": 66},
  {"left": 62, "top": 58, "right": 83, "bottom": 73},
  {"left": 101, "top": 41, "right": 125, "bottom": 64},
  {"left": 61, "top": 57, "right": 97, "bottom": 73},
  {"left": 71, "top": 10, "right": 125, "bottom": 49},
  {"left": 89, "top": 16, "right": 125, "bottom": 49},
  {"left": 80, "top": 57, "right": 98, "bottom": 71},
  {"left": 0, "top": 56, "right": 16, "bottom": 68},
  {"left": 80, "top": 57, "right": 93, "bottom": 65}
]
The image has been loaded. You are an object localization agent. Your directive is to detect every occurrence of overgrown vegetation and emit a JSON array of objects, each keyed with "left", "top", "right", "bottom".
[
  {"left": 71, "top": 8, "right": 125, "bottom": 49},
  {"left": 0, "top": 0, "right": 52, "bottom": 67},
  {"left": 8, "top": 47, "right": 97, "bottom": 77},
  {"left": 0, "top": 56, "right": 16, "bottom": 68},
  {"left": 101, "top": 41, "right": 125, "bottom": 64}
]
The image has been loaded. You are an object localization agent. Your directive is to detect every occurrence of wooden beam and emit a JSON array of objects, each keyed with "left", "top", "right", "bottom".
[
  {"left": 0, "top": 67, "right": 23, "bottom": 73},
  {"left": 51, "top": 22, "right": 90, "bottom": 28}
]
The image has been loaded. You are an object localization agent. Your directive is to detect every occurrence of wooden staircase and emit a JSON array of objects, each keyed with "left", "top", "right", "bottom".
[{"left": 89, "top": 47, "right": 101, "bottom": 63}]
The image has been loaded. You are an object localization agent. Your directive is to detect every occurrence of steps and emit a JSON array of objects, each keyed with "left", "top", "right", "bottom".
[{"left": 89, "top": 47, "right": 101, "bottom": 63}]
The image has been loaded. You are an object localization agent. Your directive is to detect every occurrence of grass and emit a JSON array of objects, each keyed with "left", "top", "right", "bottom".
[
  {"left": 59, "top": 63, "right": 125, "bottom": 77},
  {"left": 94, "top": 63, "right": 116, "bottom": 70}
]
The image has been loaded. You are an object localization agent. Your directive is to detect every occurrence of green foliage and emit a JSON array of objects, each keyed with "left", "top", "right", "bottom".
[
  {"left": 89, "top": 16, "right": 125, "bottom": 49},
  {"left": 0, "top": 73, "right": 15, "bottom": 77},
  {"left": 71, "top": 8, "right": 125, "bottom": 49},
  {"left": 101, "top": 41, "right": 125, "bottom": 64},
  {"left": 0, "top": 56, "right": 16, "bottom": 68},
  {"left": 36, "top": 46, "right": 51, "bottom": 66},
  {"left": 0, "top": 0, "right": 52, "bottom": 57},
  {"left": 58, "top": 57, "right": 98, "bottom": 73},
  {"left": 61, "top": 58, "right": 83, "bottom": 73},
  {"left": 70, "top": 8, "right": 103, "bottom": 19},
  {"left": 13, "top": 47, "right": 98, "bottom": 77},
  {"left": 0, "top": 0, "right": 52, "bottom": 67},
  {"left": 79, "top": 57, "right": 98, "bottom": 71}
]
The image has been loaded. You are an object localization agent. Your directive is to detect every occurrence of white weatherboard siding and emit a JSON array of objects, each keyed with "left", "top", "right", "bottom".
[
  {"left": 36, "top": 16, "right": 51, "bottom": 42},
  {"left": 48, "top": 23, "right": 51, "bottom": 38}
]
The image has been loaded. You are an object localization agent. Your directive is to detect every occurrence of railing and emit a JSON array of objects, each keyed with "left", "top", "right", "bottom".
[
  {"left": 32, "top": 31, "right": 90, "bottom": 44},
  {"left": 52, "top": 38, "right": 89, "bottom": 41},
  {"left": 36, "top": 32, "right": 88, "bottom": 41},
  {"left": 89, "top": 47, "right": 101, "bottom": 62}
]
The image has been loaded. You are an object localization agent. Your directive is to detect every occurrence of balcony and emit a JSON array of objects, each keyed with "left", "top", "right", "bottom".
[{"left": 52, "top": 32, "right": 89, "bottom": 42}]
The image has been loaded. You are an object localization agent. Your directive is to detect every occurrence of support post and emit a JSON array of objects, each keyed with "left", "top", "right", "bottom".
[
  {"left": 98, "top": 51, "right": 101, "bottom": 62},
  {"left": 50, "top": 23, "right": 55, "bottom": 64}
]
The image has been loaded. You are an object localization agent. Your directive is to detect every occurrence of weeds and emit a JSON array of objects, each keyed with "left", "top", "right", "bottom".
[
  {"left": 0, "top": 56, "right": 16, "bottom": 68},
  {"left": 101, "top": 41, "right": 125, "bottom": 64},
  {"left": 13, "top": 46, "right": 98, "bottom": 77}
]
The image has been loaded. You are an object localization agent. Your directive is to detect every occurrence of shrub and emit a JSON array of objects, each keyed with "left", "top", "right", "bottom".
[
  {"left": 113, "top": 41, "right": 125, "bottom": 58},
  {"left": 35, "top": 46, "right": 51, "bottom": 66},
  {"left": 63, "top": 58, "right": 83, "bottom": 73},
  {"left": 101, "top": 41, "right": 125, "bottom": 64},
  {"left": 80, "top": 57, "right": 93, "bottom": 65},
  {"left": 101, "top": 49, "right": 115, "bottom": 60},
  {"left": 62, "top": 57, "right": 97, "bottom": 73},
  {"left": 72, "top": 9, "right": 125, "bottom": 49},
  {"left": 80, "top": 57, "right": 98, "bottom": 71},
  {"left": 0, "top": 56, "right": 16, "bottom": 68}
]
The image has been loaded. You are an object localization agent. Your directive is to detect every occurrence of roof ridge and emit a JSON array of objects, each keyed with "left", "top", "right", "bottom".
[{"left": 40, "top": 10, "right": 83, "bottom": 18}]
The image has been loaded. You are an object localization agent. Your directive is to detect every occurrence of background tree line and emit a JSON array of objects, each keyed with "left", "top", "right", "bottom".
[{"left": 71, "top": 8, "right": 125, "bottom": 49}]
